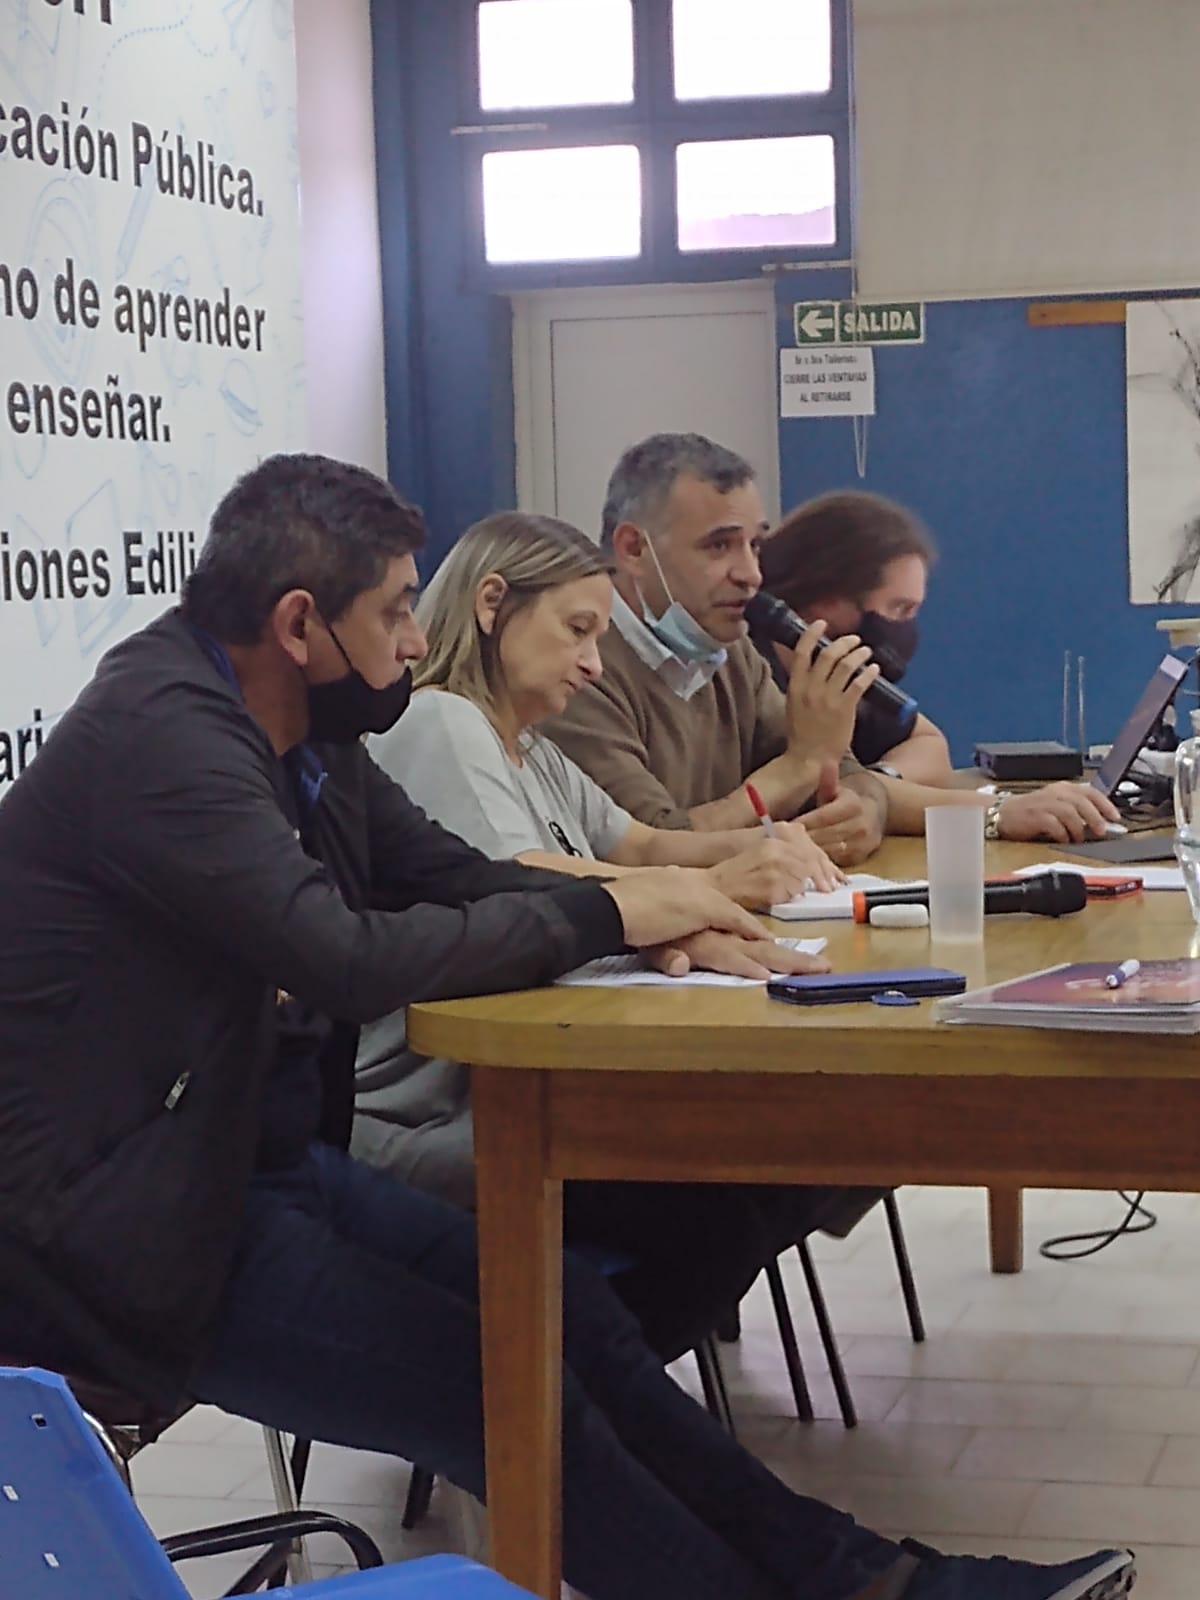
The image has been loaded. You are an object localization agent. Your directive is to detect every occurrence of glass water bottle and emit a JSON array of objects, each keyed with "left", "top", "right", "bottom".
[{"left": 1173, "top": 709, "right": 1200, "bottom": 920}]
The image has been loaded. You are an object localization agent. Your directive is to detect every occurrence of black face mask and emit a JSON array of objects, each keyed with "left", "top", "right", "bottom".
[
  {"left": 855, "top": 611, "right": 920, "bottom": 684},
  {"left": 305, "top": 621, "right": 412, "bottom": 743}
]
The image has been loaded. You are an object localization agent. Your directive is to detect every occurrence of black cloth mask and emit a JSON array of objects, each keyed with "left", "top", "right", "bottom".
[
  {"left": 855, "top": 611, "right": 919, "bottom": 684},
  {"left": 306, "top": 621, "right": 412, "bottom": 743}
]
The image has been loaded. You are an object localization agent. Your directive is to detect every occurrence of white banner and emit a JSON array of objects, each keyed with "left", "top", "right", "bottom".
[{"left": 0, "top": 0, "right": 303, "bottom": 788}]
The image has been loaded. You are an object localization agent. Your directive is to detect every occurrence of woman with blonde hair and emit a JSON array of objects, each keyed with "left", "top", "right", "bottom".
[
  {"left": 401, "top": 510, "right": 840, "bottom": 905},
  {"left": 353, "top": 510, "right": 846, "bottom": 1363}
]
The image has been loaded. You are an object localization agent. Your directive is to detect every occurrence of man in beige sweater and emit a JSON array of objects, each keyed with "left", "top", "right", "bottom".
[
  {"left": 546, "top": 434, "right": 890, "bottom": 865},
  {"left": 546, "top": 433, "right": 1119, "bottom": 854}
]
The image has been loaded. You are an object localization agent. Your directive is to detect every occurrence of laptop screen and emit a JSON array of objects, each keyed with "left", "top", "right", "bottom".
[{"left": 1090, "top": 654, "right": 1188, "bottom": 797}]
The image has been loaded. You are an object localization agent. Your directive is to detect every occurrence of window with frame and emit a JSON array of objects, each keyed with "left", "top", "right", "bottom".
[{"left": 464, "top": 0, "right": 847, "bottom": 282}]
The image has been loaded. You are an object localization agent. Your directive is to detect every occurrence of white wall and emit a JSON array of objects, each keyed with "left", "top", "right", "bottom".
[
  {"left": 853, "top": 0, "right": 1200, "bottom": 301},
  {"left": 294, "top": 0, "right": 389, "bottom": 474}
]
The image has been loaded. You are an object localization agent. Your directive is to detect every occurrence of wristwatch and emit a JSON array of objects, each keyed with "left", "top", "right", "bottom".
[
  {"left": 984, "top": 791, "right": 1013, "bottom": 840},
  {"left": 867, "top": 762, "right": 902, "bottom": 779}
]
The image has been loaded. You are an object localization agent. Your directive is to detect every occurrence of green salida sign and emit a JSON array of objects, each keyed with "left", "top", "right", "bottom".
[{"left": 793, "top": 301, "right": 925, "bottom": 347}]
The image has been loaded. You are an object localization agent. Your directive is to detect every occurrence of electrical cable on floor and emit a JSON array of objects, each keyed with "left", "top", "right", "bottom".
[{"left": 1038, "top": 1191, "right": 1158, "bottom": 1261}]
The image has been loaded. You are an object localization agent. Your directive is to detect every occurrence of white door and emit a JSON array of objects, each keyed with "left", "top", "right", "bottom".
[{"left": 512, "top": 282, "right": 781, "bottom": 539}]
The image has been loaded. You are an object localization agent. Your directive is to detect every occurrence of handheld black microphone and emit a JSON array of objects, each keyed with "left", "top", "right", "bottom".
[
  {"left": 987, "top": 871, "right": 1088, "bottom": 917},
  {"left": 746, "top": 591, "right": 919, "bottom": 730},
  {"left": 852, "top": 869, "right": 1088, "bottom": 923}
]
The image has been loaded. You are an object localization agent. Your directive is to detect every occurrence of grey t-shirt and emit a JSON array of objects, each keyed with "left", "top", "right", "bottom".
[
  {"left": 369, "top": 689, "right": 632, "bottom": 862},
  {"left": 353, "top": 690, "right": 631, "bottom": 1209}
]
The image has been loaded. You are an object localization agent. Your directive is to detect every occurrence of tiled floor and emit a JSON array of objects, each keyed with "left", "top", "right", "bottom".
[{"left": 134, "top": 1185, "right": 1200, "bottom": 1598}]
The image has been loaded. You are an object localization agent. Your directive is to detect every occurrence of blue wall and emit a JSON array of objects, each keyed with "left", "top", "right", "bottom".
[
  {"left": 371, "top": 0, "right": 517, "bottom": 568},
  {"left": 773, "top": 276, "right": 1193, "bottom": 764},
  {"left": 371, "top": 1, "right": 1194, "bottom": 767}
]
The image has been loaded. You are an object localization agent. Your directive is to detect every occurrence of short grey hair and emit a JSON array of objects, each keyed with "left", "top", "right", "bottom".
[{"left": 600, "top": 433, "right": 756, "bottom": 553}]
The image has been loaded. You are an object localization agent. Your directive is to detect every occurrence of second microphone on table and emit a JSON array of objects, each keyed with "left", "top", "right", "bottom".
[{"left": 852, "top": 870, "right": 1088, "bottom": 923}]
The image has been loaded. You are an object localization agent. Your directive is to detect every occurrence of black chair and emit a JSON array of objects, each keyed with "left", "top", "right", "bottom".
[{"left": 754, "top": 1192, "right": 925, "bottom": 1430}]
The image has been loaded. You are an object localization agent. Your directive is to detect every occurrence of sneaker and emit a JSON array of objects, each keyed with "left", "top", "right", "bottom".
[{"left": 900, "top": 1541, "right": 1135, "bottom": 1600}]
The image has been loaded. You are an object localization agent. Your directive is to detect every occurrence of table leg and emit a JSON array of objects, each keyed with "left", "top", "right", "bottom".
[
  {"left": 472, "top": 1066, "right": 563, "bottom": 1598},
  {"left": 988, "top": 1186, "right": 1024, "bottom": 1273}
]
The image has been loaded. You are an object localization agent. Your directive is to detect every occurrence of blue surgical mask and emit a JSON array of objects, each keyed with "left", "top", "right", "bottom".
[{"left": 638, "top": 538, "right": 727, "bottom": 668}]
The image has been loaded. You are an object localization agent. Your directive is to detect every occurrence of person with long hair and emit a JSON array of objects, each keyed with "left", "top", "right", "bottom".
[
  {"left": 753, "top": 491, "right": 949, "bottom": 783},
  {"left": 751, "top": 490, "right": 1119, "bottom": 841}
]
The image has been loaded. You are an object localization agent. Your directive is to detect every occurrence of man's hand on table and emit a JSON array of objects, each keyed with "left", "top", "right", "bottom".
[
  {"left": 601, "top": 867, "right": 770, "bottom": 962},
  {"left": 600, "top": 867, "right": 834, "bottom": 982},
  {"left": 645, "top": 931, "right": 832, "bottom": 983},
  {"left": 998, "top": 783, "right": 1122, "bottom": 844}
]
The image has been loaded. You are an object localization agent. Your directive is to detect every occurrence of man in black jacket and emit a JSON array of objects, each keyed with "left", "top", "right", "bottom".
[{"left": 0, "top": 455, "right": 1133, "bottom": 1600}]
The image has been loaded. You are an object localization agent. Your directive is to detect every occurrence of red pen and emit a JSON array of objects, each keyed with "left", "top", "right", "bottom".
[{"left": 745, "top": 782, "right": 778, "bottom": 839}]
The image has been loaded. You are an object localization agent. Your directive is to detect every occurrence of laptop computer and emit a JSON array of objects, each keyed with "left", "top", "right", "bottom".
[
  {"left": 1089, "top": 653, "right": 1188, "bottom": 802},
  {"left": 1070, "top": 653, "right": 1188, "bottom": 854}
]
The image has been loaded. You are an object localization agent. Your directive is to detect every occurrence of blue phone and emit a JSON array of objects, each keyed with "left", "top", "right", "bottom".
[{"left": 766, "top": 967, "right": 967, "bottom": 1006}]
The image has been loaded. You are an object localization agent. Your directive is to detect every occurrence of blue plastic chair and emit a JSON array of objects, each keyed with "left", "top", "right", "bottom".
[{"left": 0, "top": 1366, "right": 535, "bottom": 1599}]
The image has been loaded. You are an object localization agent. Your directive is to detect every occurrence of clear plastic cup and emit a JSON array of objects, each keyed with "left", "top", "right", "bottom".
[{"left": 925, "top": 805, "right": 985, "bottom": 942}]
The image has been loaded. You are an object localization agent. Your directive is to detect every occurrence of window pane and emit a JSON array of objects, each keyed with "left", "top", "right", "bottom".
[
  {"left": 672, "top": 0, "right": 831, "bottom": 100},
  {"left": 482, "top": 146, "right": 642, "bottom": 263},
  {"left": 675, "top": 135, "right": 835, "bottom": 252},
  {"left": 478, "top": 0, "right": 634, "bottom": 111}
]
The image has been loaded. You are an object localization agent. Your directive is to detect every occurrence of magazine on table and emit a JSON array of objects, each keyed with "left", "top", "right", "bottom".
[{"left": 935, "top": 958, "right": 1200, "bottom": 1033}]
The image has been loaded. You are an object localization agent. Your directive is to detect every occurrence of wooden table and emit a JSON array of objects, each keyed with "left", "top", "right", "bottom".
[{"left": 407, "top": 838, "right": 1200, "bottom": 1598}]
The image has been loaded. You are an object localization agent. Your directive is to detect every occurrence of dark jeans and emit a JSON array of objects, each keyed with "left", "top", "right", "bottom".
[
  {"left": 563, "top": 1178, "right": 845, "bottom": 1363},
  {"left": 186, "top": 1145, "right": 900, "bottom": 1600}
]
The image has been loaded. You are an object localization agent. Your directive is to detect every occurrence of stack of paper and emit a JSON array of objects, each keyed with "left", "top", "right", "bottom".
[
  {"left": 936, "top": 959, "right": 1200, "bottom": 1033},
  {"left": 770, "top": 874, "right": 925, "bottom": 922},
  {"left": 556, "top": 938, "right": 827, "bottom": 988}
]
